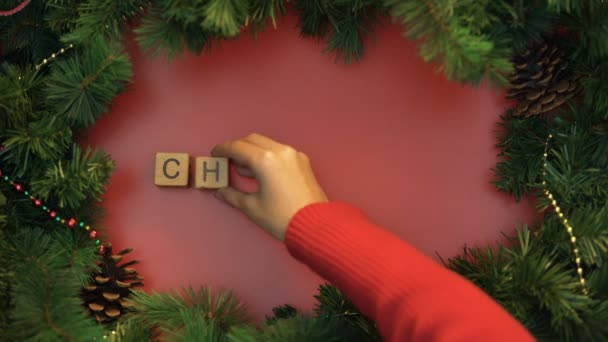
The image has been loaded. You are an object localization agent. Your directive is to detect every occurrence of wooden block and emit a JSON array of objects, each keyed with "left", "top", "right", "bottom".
[
  {"left": 195, "top": 157, "right": 229, "bottom": 189},
  {"left": 154, "top": 153, "right": 189, "bottom": 187}
]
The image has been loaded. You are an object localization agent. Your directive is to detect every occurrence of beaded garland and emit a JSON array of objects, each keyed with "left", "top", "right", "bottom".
[
  {"left": 0, "top": 0, "right": 31, "bottom": 17},
  {"left": 541, "top": 134, "right": 588, "bottom": 294},
  {"left": 0, "top": 165, "right": 106, "bottom": 254}
]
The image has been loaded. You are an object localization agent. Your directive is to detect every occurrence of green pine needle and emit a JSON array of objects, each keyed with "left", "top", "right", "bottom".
[
  {"left": 202, "top": 0, "right": 249, "bottom": 37},
  {"left": 126, "top": 286, "right": 250, "bottom": 335},
  {"left": 30, "top": 145, "right": 115, "bottom": 210},
  {"left": 45, "top": 37, "right": 133, "bottom": 128}
]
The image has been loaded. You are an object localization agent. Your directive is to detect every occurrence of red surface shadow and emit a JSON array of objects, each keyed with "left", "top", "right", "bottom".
[{"left": 84, "top": 13, "right": 537, "bottom": 321}]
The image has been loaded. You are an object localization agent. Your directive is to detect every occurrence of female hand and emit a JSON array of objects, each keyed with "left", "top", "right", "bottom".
[{"left": 211, "top": 133, "right": 328, "bottom": 241}]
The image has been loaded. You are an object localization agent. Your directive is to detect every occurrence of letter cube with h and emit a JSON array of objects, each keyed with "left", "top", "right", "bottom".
[{"left": 195, "top": 157, "right": 229, "bottom": 189}]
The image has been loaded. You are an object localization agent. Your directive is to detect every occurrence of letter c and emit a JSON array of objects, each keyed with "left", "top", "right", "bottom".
[{"left": 163, "top": 158, "right": 180, "bottom": 179}]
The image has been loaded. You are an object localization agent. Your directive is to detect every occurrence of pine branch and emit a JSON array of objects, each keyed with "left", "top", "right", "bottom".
[
  {"left": 3, "top": 116, "right": 72, "bottom": 177},
  {"left": 385, "top": 0, "right": 513, "bottom": 85},
  {"left": 0, "top": 0, "right": 62, "bottom": 65},
  {"left": 0, "top": 191, "right": 13, "bottom": 334},
  {"left": 579, "top": 59, "right": 608, "bottom": 115},
  {"left": 108, "top": 319, "right": 154, "bottom": 342},
  {"left": 135, "top": 6, "right": 215, "bottom": 59},
  {"left": 62, "top": 0, "right": 147, "bottom": 43},
  {"left": 294, "top": 0, "right": 380, "bottom": 64},
  {"left": 249, "top": 0, "right": 286, "bottom": 32},
  {"left": 0, "top": 63, "right": 46, "bottom": 123},
  {"left": 30, "top": 145, "right": 115, "bottom": 210},
  {"left": 313, "top": 284, "right": 381, "bottom": 340},
  {"left": 126, "top": 286, "right": 250, "bottom": 336},
  {"left": 45, "top": 0, "right": 81, "bottom": 34},
  {"left": 229, "top": 315, "right": 346, "bottom": 342},
  {"left": 492, "top": 111, "right": 550, "bottom": 200},
  {"left": 561, "top": 2, "right": 608, "bottom": 63},
  {"left": 265, "top": 304, "right": 298, "bottom": 325},
  {"left": 447, "top": 227, "right": 598, "bottom": 340},
  {"left": 202, "top": 0, "right": 249, "bottom": 37},
  {"left": 164, "top": 310, "right": 223, "bottom": 342},
  {"left": 45, "top": 37, "right": 132, "bottom": 127},
  {"left": 6, "top": 228, "right": 102, "bottom": 341}
]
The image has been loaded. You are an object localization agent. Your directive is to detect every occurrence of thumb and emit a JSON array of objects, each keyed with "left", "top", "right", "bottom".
[{"left": 215, "top": 187, "right": 253, "bottom": 212}]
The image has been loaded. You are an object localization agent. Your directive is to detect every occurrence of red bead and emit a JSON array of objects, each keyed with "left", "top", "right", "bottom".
[
  {"left": 49, "top": 211, "right": 57, "bottom": 218},
  {"left": 0, "top": 169, "right": 3, "bottom": 177},
  {"left": 89, "top": 230, "right": 97, "bottom": 239},
  {"left": 14, "top": 184, "right": 22, "bottom": 191},
  {"left": 99, "top": 245, "right": 106, "bottom": 254},
  {"left": 67, "top": 218, "right": 77, "bottom": 228},
  {"left": 34, "top": 199, "right": 41, "bottom": 207}
]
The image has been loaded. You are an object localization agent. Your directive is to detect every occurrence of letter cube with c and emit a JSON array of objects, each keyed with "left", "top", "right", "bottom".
[{"left": 154, "top": 153, "right": 190, "bottom": 187}]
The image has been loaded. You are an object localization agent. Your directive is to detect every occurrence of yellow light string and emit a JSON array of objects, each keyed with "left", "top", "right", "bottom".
[
  {"left": 541, "top": 134, "right": 588, "bottom": 294},
  {"left": 35, "top": 44, "right": 75, "bottom": 70}
]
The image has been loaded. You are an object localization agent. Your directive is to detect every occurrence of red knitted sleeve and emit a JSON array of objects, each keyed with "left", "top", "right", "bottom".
[{"left": 284, "top": 201, "right": 535, "bottom": 342}]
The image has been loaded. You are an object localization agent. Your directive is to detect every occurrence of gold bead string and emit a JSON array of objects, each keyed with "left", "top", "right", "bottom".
[
  {"left": 35, "top": 44, "right": 75, "bottom": 70},
  {"left": 542, "top": 134, "right": 588, "bottom": 294}
]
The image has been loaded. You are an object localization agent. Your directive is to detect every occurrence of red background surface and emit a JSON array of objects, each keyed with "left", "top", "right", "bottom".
[{"left": 85, "top": 12, "right": 536, "bottom": 321}]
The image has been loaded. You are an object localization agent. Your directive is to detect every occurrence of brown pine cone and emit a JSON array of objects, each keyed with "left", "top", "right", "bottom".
[
  {"left": 507, "top": 42, "right": 581, "bottom": 117},
  {"left": 81, "top": 243, "right": 143, "bottom": 323}
]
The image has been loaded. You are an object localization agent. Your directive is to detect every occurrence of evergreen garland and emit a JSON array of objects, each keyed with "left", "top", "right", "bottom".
[{"left": 1, "top": 0, "right": 607, "bottom": 341}]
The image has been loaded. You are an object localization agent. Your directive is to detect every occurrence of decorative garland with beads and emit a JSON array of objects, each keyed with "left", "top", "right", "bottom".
[
  {"left": 35, "top": 44, "right": 75, "bottom": 70},
  {"left": 0, "top": 166, "right": 107, "bottom": 254},
  {"left": 0, "top": 0, "right": 31, "bottom": 17},
  {"left": 541, "top": 134, "right": 588, "bottom": 294}
]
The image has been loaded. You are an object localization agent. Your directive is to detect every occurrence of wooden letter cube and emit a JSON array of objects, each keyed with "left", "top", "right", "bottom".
[
  {"left": 195, "top": 157, "right": 229, "bottom": 189},
  {"left": 154, "top": 153, "right": 189, "bottom": 187}
]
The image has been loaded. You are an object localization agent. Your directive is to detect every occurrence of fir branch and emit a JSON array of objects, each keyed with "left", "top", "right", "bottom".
[
  {"left": 0, "top": 0, "right": 62, "bottom": 64},
  {"left": 126, "top": 286, "right": 250, "bottom": 335},
  {"left": 62, "top": 0, "right": 147, "bottom": 43},
  {"left": 484, "top": 0, "right": 557, "bottom": 53},
  {"left": 579, "top": 59, "right": 608, "bottom": 116},
  {"left": 164, "top": 310, "right": 223, "bottom": 342},
  {"left": 135, "top": 6, "right": 214, "bottom": 58},
  {"left": 45, "top": 0, "right": 81, "bottom": 34},
  {"left": 588, "top": 263, "right": 608, "bottom": 300},
  {"left": 539, "top": 113, "right": 608, "bottom": 206},
  {"left": 30, "top": 145, "right": 115, "bottom": 210},
  {"left": 314, "top": 284, "right": 381, "bottom": 340},
  {"left": 385, "top": 0, "right": 513, "bottom": 85},
  {"left": 109, "top": 319, "right": 154, "bottom": 342},
  {"left": 265, "top": 304, "right": 298, "bottom": 325},
  {"left": 249, "top": 0, "right": 286, "bottom": 32},
  {"left": 293, "top": 0, "right": 331, "bottom": 38},
  {"left": 3, "top": 116, "right": 72, "bottom": 177},
  {"left": 45, "top": 38, "right": 132, "bottom": 127},
  {"left": 0, "top": 63, "right": 46, "bottom": 123},
  {"left": 294, "top": 0, "right": 380, "bottom": 64},
  {"left": 492, "top": 112, "right": 550, "bottom": 200},
  {"left": 447, "top": 227, "right": 597, "bottom": 340},
  {"left": 6, "top": 228, "right": 102, "bottom": 341},
  {"left": 229, "top": 314, "right": 345, "bottom": 342},
  {"left": 202, "top": 0, "right": 249, "bottom": 37}
]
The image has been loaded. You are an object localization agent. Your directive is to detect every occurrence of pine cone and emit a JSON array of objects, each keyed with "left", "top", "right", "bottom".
[
  {"left": 507, "top": 42, "right": 581, "bottom": 117},
  {"left": 82, "top": 243, "right": 144, "bottom": 323}
]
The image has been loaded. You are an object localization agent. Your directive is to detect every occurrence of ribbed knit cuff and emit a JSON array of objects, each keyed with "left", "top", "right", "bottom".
[{"left": 284, "top": 200, "right": 449, "bottom": 312}]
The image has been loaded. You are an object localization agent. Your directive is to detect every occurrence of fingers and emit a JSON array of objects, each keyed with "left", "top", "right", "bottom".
[
  {"left": 211, "top": 140, "right": 263, "bottom": 171},
  {"left": 216, "top": 187, "right": 255, "bottom": 212},
  {"left": 243, "top": 133, "right": 283, "bottom": 150},
  {"left": 235, "top": 165, "right": 255, "bottom": 178}
]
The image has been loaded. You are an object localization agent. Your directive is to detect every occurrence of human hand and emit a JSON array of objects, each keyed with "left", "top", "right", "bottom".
[{"left": 211, "top": 133, "right": 328, "bottom": 241}]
